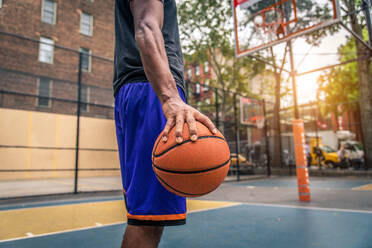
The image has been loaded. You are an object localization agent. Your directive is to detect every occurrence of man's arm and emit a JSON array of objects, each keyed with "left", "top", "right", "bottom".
[{"left": 130, "top": 0, "right": 217, "bottom": 143}]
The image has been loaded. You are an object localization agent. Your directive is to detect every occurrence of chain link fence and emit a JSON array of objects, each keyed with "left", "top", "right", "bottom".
[
  {"left": 0, "top": 31, "right": 120, "bottom": 198},
  {"left": 0, "top": 31, "right": 270, "bottom": 199},
  {"left": 184, "top": 81, "right": 271, "bottom": 181},
  {"left": 1, "top": 30, "right": 369, "bottom": 199},
  {"left": 272, "top": 99, "right": 370, "bottom": 174}
]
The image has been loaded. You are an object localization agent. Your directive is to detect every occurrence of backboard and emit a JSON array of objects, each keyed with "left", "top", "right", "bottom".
[
  {"left": 240, "top": 97, "right": 264, "bottom": 126},
  {"left": 233, "top": 0, "right": 341, "bottom": 57}
]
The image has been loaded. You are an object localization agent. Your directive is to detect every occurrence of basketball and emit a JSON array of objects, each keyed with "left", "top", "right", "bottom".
[{"left": 152, "top": 121, "right": 230, "bottom": 197}]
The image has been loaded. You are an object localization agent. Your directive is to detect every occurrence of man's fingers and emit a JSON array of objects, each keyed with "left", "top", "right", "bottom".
[
  {"left": 186, "top": 112, "right": 197, "bottom": 141},
  {"left": 162, "top": 118, "right": 175, "bottom": 142},
  {"left": 196, "top": 113, "right": 217, "bottom": 134},
  {"left": 175, "top": 113, "right": 185, "bottom": 143}
]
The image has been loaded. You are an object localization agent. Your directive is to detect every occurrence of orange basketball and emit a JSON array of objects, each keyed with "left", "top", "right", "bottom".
[{"left": 152, "top": 121, "right": 230, "bottom": 197}]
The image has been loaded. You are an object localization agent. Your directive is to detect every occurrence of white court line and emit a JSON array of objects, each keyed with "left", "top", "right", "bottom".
[
  {"left": 0, "top": 221, "right": 126, "bottom": 243},
  {"left": 241, "top": 202, "right": 372, "bottom": 214},
  {"left": 0, "top": 203, "right": 241, "bottom": 244}
]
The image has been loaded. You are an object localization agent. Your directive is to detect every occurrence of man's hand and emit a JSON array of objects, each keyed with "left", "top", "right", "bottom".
[{"left": 161, "top": 96, "right": 217, "bottom": 144}]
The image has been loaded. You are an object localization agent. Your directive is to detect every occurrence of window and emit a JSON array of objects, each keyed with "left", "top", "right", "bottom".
[
  {"left": 187, "top": 68, "right": 192, "bottom": 79},
  {"left": 204, "top": 62, "right": 209, "bottom": 73},
  {"left": 195, "top": 65, "right": 200, "bottom": 76},
  {"left": 80, "top": 12, "right": 93, "bottom": 36},
  {"left": 80, "top": 48, "right": 91, "bottom": 72},
  {"left": 80, "top": 85, "right": 89, "bottom": 112},
  {"left": 0, "top": 0, "right": 3, "bottom": 9},
  {"left": 39, "top": 37, "right": 54, "bottom": 64},
  {"left": 38, "top": 78, "right": 51, "bottom": 107},
  {"left": 41, "top": 0, "right": 57, "bottom": 24},
  {"left": 195, "top": 83, "right": 200, "bottom": 94},
  {"left": 203, "top": 79, "right": 209, "bottom": 92}
]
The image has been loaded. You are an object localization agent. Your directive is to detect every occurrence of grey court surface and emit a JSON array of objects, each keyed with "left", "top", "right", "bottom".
[
  {"left": 1, "top": 176, "right": 372, "bottom": 248},
  {"left": 201, "top": 176, "right": 372, "bottom": 211}
]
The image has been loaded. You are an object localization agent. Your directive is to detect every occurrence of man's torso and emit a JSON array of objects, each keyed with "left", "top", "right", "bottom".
[{"left": 113, "top": 0, "right": 185, "bottom": 97}]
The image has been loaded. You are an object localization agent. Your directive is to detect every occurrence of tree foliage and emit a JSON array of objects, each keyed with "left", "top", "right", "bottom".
[
  {"left": 178, "top": 0, "right": 266, "bottom": 124},
  {"left": 178, "top": 0, "right": 264, "bottom": 93},
  {"left": 317, "top": 29, "right": 371, "bottom": 115}
]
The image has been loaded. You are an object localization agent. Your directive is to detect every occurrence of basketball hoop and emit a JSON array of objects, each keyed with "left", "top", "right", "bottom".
[
  {"left": 253, "top": 7, "right": 284, "bottom": 43},
  {"left": 255, "top": 116, "right": 265, "bottom": 129}
]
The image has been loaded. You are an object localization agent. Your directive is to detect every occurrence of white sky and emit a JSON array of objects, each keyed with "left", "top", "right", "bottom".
[{"left": 271, "top": 28, "right": 349, "bottom": 105}]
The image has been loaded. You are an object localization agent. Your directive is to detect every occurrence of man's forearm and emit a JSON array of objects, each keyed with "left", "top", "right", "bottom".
[
  {"left": 134, "top": 21, "right": 180, "bottom": 105},
  {"left": 128, "top": 0, "right": 216, "bottom": 142}
]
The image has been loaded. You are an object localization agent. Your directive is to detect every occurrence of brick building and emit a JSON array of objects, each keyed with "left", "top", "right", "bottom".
[
  {"left": 0, "top": 0, "right": 115, "bottom": 119},
  {"left": 184, "top": 61, "right": 213, "bottom": 107}
]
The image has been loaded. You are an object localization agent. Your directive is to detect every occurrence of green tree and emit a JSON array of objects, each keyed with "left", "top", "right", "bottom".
[
  {"left": 342, "top": 0, "right": 372, "bottom": 168},
  {"left": 178, "top": 0, "right": 341, "bottom": 167},
  {"left": 318, "top": 0, "right": 372, "bottom": 167},
  {"left": 178, "top": 0, "right": 265, "bottom": 129},
  {"left": 245, "top": 0, "right": 340, "bottom": 167},
  {"left": 317, "top": 33, "right": 365, "bottom": 115}
]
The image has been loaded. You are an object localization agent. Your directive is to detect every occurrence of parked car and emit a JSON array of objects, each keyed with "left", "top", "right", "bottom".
[
  {"left": 338, "top": 141, "right": 364, "bottom": 169},
  {"left": 230, "top": 153, "right": 251, "bottom": 167},
  {"left": 310, "top": 145, "right": 340, "bottom": 168}
]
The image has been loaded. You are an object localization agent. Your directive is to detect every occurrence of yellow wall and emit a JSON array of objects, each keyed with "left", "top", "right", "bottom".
[{"left": 0, "top": 108, "right": 120, "bottom": 180}]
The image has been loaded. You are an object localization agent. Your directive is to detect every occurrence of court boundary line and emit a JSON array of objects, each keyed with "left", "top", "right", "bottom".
[
  {"left": 0, "top": 221, "right": 126, "bottom": 244},
  {"left": 0, "top": 203, "right": 241, "bottom": 243},
  {"left": 241, "top": 202, "right": 372, "bottom": 214}
]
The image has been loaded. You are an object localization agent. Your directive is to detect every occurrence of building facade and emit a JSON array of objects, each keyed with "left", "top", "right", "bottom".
[
  {"left": 0, "top": 0, "right": 115, "bottom": 119},
  {"left": 184, "top": 61, "right": 214, "bottom": 108},
  {"left": 0, "top": 0, "right": 119, "bottom": 182}
]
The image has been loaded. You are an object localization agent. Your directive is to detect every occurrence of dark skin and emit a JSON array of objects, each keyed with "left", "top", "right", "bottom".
[
  {"left": 122, "top": 1, "right": 217, "bottom": 247},
  {"left": 122, "top": 225, "right": 163, "bottom": 248}
]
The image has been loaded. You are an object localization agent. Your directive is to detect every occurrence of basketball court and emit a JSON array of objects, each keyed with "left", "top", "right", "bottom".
[
  {"left": 1, "top": 0, "right": 372, "bottom": 247},
  {"left": 1, "top": 177, "right": 372, "bottom": 248}
]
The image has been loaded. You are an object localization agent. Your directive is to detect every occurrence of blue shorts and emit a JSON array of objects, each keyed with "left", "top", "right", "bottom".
[{"left": 114, "top": 82, "right": 187, "bottom": 226}]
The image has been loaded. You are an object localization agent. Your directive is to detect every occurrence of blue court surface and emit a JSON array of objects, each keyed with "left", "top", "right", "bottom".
[{"left": 1, "top": 202, "right": 372, "bottom": 248}]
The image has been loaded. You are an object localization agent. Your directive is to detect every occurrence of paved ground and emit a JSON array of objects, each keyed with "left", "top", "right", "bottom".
[
  {"left": 200, "top": 176, "right": 372, "bottom": 211},
  {"left": 0, "top": 175, "right": 264, "bottom": 199},
  {"left": 0, "top": 169, "right": 370, "bottom": 199},
  {"left": 0, "top": 176, "right": 371, "bottom": 248}
]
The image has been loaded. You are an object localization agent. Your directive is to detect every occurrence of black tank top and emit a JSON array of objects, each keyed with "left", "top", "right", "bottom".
[{"left": 113, "top": 0, "right": 185, "bottom": 97}]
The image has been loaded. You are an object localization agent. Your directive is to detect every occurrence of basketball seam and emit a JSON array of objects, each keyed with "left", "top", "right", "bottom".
[
  {"left": 154, "top": 173, "right": 218, "bottom": 197},
  {"left": 152, "top": 135, "right": 226, "bottom": 158},
  {"left": 152, "top": 159, "right": 230, "bottom": 174}
]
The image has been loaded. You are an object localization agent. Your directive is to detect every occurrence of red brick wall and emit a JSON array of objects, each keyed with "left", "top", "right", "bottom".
[
  {"left": 0, "top": 0, "right": 115, "bottom": 119},
  {"left": 0, "top": 0, "right": 114, "bottom": 58}
]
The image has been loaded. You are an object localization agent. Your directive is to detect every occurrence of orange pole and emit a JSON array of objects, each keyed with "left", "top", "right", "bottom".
[{"left": 292, "top": 119, "right": 311, "bottom": 202}]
